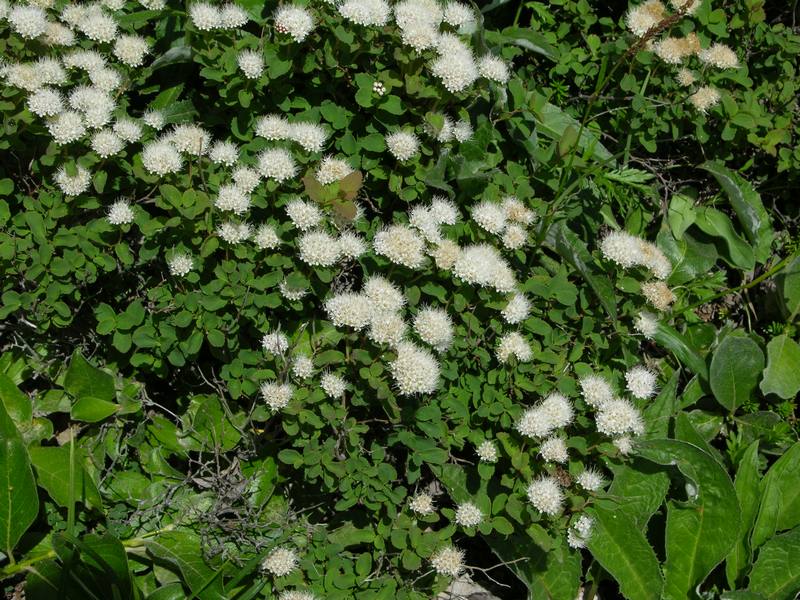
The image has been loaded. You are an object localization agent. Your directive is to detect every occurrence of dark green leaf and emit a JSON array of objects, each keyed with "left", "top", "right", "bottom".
[
  {"left": 726, "top": 441, "right": 762, "bottom": 588},
  {"left": 751, "top": 442, "right": 800, "bottom": 551},
  {"left": 760, "top": 335, "right": 800, "bottom": 399},
  {"left": 710, "top": 333, "right": 764, "bottom": 412},
  {"left": 64, "top": 351, "right": 116, "bottom": 402},
  {"left": 748, "top": 526, "right": 800, "bottom": 600}
]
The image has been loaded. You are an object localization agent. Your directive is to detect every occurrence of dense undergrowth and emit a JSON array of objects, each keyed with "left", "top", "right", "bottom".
[{"left": 0, "top": 0, "right": 798, "bottom": 599}]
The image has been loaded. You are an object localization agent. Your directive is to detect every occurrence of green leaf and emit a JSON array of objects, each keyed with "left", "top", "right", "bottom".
[
  {"left": 652, "top": 322, "right": 709, "bottom": 380},
  {"left": 751, "top": 442, "right": 800, "bottom": 551},
  {"left": 486, "top": 530, "right": 581, "bottom": 600},
  {"left": 694, "top": 207, "right": 755, "bottom": 271},
  {"left": 637, "top": 439, "right": 740, "bottom": 599},
  {"left": 643, "top": 370, "right": 680, "bottom": 438},
  {"left": 0, "top": 372, "right": 32, "bottom": 425},
  {"left": 667, "top": 194, "right": 696, "bottom": 240},
  {"left": 71, "top": 396, "right": 119, "bottom": 422},
  {"left": 760, "top": 335, "right": 800, "bottom": 399},
  {"left": 50, "top": 533, "right": 134, "bottom": 599},
  {"left": 64, "top": 351, "right": 116, "bottom": 402},
  {"left": 0, "top": 399, "right": 38, "bottom": 558},
  {"left": 701, "top": 161, "right": 773, "bottom": 264},
  {"left": 606, "top": 459, "right": 670, "bottom": 529},
  {"left": 486, "top": 27, "right": 559, "bottom": 61},
  {"left": 726, "top": 441, "right": 762, "bottom": 588},
  {"left": 748, "top": 526, "right": 800, "bottom": 600},
  {"left": 531, "top": 93, "right": 613, "bottom": 163},
  {"left": 146, "top": 531, "right": 225, "bottom": 600},
  {"left": 28, "top": 445, "right": 103, "bottom": 510},
  {"left": 544, "top": 221, "right": 617, "bottom": 320},
  {"left": 586, "top": 503, "right": 663, "bottom": 600},
  {"left": 709, "top": 333, "right": 765, "bottom": 412},
  {"left": 776, "top": 254, "right": 800, "bottom": 317}
]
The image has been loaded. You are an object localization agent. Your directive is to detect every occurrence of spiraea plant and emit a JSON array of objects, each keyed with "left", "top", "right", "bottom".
[{"left": 0, "top": 0, "right": 798, "bottom": 599}]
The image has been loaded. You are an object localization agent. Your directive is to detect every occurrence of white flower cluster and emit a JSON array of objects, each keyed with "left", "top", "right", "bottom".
[
  {"left": 430, "top": 546, "right": 465, "bottom": 578},
  {"left": 409, "top": 492, "right": 435, "bottom": 515},
  {"left": 600, "top": 230, "right": 672, "bottom": 279},
  {"left": 567, "top": 515, "right": 594, "bottom": 549},
  {"left": 189, "top": 2, "right": 248, "bottom": 31},
  {"left": 261, "top": 547, "right": 299, "bottom": 577},
  {"left": 516, "top": 393, "right": 574, "bottom": 439},
  {"left": 454, "top": 501, "right": 483, "bottom": 527}
]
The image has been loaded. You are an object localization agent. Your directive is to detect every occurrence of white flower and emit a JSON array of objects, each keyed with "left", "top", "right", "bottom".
[
  {"left": 220, "top": 4, "right": 249, "bottom": 28},
  {"left": 373, "top": 225, "right": 426, "bottom": 269},
  {"left": 337, "top": 232, "right": 367, "bottom": 260},
  {"left": 676, "top": 68, "right": 696, "bottom": 87},
  {"left": 454, "top": 502, "right": 483, "bottom": 527},
  {"left": 321, "top": 372, "right": 347, "bottom": 398},
  {"left": 596, "top": 398, "right": 645, "bottom": 436},
  {"left": 114, "top": 35, "right": 149, "bottom": 67},
  {"left": 385, "top": 131, "right": 419, "bottom": 161},
  {"left": 527, "top": 476, "right": 564, "bottom": 516},
  {"left": 614, "top": 436, "right": 635, "bottom": 455},
  {"left": 289, "top": 122, "right": 327, "bottom": 152},
  {"left": 431, "top": 38, "right": 478, "bottom": 92},
  {"left": 62, "top": 49, "right": 106, "bottom": 72},
  {"left": 502, "top": 196, "right": 536, "bottom": 225},
  {"left": 443, "top": 2, "right": 474, "bottom": 27},
  {"left": 625, "top": 365, "right": 658, "bottom": 399},
  {"left": 576, "top": 467, "right": 605, "bottom": 492},
  {"left": 142, "top": 141, "right": 183, "bottom": 176},
  {"left": 255, "top": 114, "right": 291, "bottom": 140},
  {"left": 315, "top": 156, "right": 353, "bottom": 184},
  {"left": 515, "top": 393, "right": 574, "bottom": 439},
  {"left": 478, "top": 55, "right": 509, "bottom": 83},
  {"left": 190, "top": 2, "right": 221, "bottom": 30},
  {"left": 625, "top": 0, "right": 666, "bottom": 37},
  {"left": 325, "top": 292, "right": 373, "bottom": 330},
  {"left": 2, "top": 63, "right": 43, "bottom": 92},
  {"left": 540, "top": 437, "right": 568, "bottom": 463},
  {"left": 238, "top": 50, "right": 264, "bottom": 79},
  {"left": 389, "top": 341, "right": 440, "bottom": 395},
  {"left": 292, "top": 355, "right": 314, "bottom": 379},
  {"left": 472, "top": 201, "right": 506, "bottom": 235},
  {"left": 669, "top": 0, "right": 702, "bottom": 15},
  {"left": 279, "top": 280, "right": 308, "bottom": 301},
  {"left": 429, "top": 196, "right": 458, "bottom": 225},
  {"left": 298, "top": 230, "right": 341, "bottom": 266},
  {"left": 107, "top": 199, "right": 134, "bottom": 225},
  {"left": 453, "top": 244, "right": 516, "bottom": 292},
  {"left": 167, "top": 124, "right": 211, "bottom": 156},
  {"left": 634, "top": 311, "right": 659, "bottom": 339},
  {"left": 361, "top": 276, "right": 404, "bottom": 313},
  {"left": 431, "top": 239, "right": 460, "bottom": 270},
  {"left": 600, "top": 230, "right": 644, "bottom": 269},
  {"left": 430, "top": 546, "right": 464, "bottom": 578},
  {"left": 642, "top": 280, "right": 676, "bottom": 311},
  {"left": 78, "top": 6, "right": 117, "bottom": 42},
  {"left": 502, "top": 224, "right": 527, "bottom": 250},
  {"left": 567, "top": 515, "right": 594, "bottom": 549},
  {"left": 47, "top": 111, "right": 86, "bottom": 145},
  {"left": 286, "top": 198, "right": 323, "bottom": 231},
  {"left": 496, "top": 332, "right": 531, "bottom": 363},
  {"left": 274, "top": 5, "right": 314, "bottom": 42},
  {"left": 217, "top": 221, "right": 252, "bottom": 244},
  {"left": 36, "top": 58, "right": 67, "bottom": 86},
  {"left": 262, "top": 547, "right": 298, "bottom": 577},
  {"left": 579, "top": 374, "right": 614, "bottom": 408},
  {"left": 8, "top": 5, "right": 47, "bottom": 39},
  {"left": 91, "top": 129, "right": 123, "bottom": 158},
  {"left": 409, "top": 492, "right": 435, "bottom": 515},
  {"left": 368, "top": 312, "right": 407, "bottom": 346},
  {"left": 689, "top": 86, "right": 721, "bottom": 114},
  {"left": 279, "top": 591, "right": 317, "bottom": 600},
  {"left": 399, "top": 21, "right": 438, "bottom": 51},
  {"left": 262, "top": 331, "right": 289, "bottom": 354},
  {"left": 253, "top": 224, "right": 281, "bottom": 249},
  {"left": 501, "top": 293, "right": 530, "bottom": 324},
  {"left": 44, "top": 22, "right": 75, "bottom": 46},
  {"left": 639, "top": 241, "right": 672, "bottom": 280},
  {"left": 54, "top": 165, "right": 91, "bottom": 196},
  {"left": 214, "top": 184, "right": 250, "bottom": 215},
  {"left": 452, "top": 119, "right": 473, "bottom": 142},
  {"left": 27, "top": 88, "right": 63, "bottom": 117},
  {"left": 168, "top": 253, "right": 193, "bottom": 277},
  {"left": 209, "top": 141, "right": 239, "bottom": 166},
  {"left": 413, "top": 307, "right": 453, "bottom": 352},
  {"left": 257, "top": 148, "right": 297, "bottom": 182},
  {"left": 476, "top": 440, "right": 498, "bottom": 463},
  {"left": 143, "top": 109, "right": 166, "bottom": 130},
  {"left": 113, "top": 119, "right": 143, "bottom": 143},
  {"left": 429, "top": 114, "right": 454, "bottom": 142},
  {"left": 338, "top": 0, "right": 391, "bottom": 26},
  {"left": 232, "top": 165, "right": 262, "bottom": 193}
]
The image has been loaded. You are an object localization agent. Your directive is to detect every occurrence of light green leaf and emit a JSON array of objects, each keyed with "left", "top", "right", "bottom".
[
  {"left": 760, "top": 335, "right": 800, "bottom": 399},
  {"left": 0, "top": 399, "right": 38, "bottom": 558},
  {"left": 531, "top": 93, "right": 613, "bottom": 163},
  {"left": 637, "top": 439, "right": 740, "bottom": 599},
  {"left": 146, "top": 531, "right": 225, "bottom": 600},
  {"left": 776, "top": 255, "right": 800, "bottom": 317},
  {"left": 701, "top": 161, "right": 773, "bottom": 264},
  {"left": 748, "top": 526, "right": 800, "bottom": 600},
  {"left": 694, "top": 207, "right": 755, "bottom": 271},
  {"left": 606, "top": 459, "right": 670, "bottom": 529},
  {"left": 709, "top": 333, "right": 765, "bottom": 412},
  {"left": 28, "top": 445, "right": 103, "bottom": 510},
  {"left": 0, "top": 372, "right": 32, "bottom": 425},
  {"left": 63, "top": 351, "right": 116, "bottom": 402},
  {"left": 652, "top": 322, "right": 709, "bottom": 380},
  {"left": 667, "top": 194, "right": 697, "bottom": 240},
  {"left": 485, "top": 27, "right": 559, "bottom": 61},
  {"left": 726, "top": 441, "right": 762, "bottom": 588},
  {"left": 71, "top": 396, "right": 119, "bottom": 422},
  {"left": 586, "top": 503, "right": 663, "bottom": 600},
  {"left": 751, "top": 442, "right": 800, "bottom": 551},
  {"left": 643, "top": 370, "right": 680, "bottom": 438}
]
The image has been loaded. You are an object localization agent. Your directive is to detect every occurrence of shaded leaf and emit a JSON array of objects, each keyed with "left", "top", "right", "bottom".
[
  {"left": 748, "top": 526, "right": 800, "bottom": 600},
  {"left": 64, "top": 351, "right": 116, "bottom": 402},
  {"left": 146, "top": 531, "right": 225, "bottom": 600},
  {"left": 710, "top": 333, "right": 764, "bottom": 412},
  {"left": 726, "top": 441, "right": 762, "bottom": 588},
  {"left": 29, "top": 445, "right": 103, "bottom": 510},
  {"left": 759, "top": 335, "right": 800, "bottom": 400},
  {"left": 751, "top": 442, "right": 800, "bottom": 551}
]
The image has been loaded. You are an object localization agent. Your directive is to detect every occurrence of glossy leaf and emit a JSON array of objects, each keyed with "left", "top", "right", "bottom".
[
  {"left": 637, "top": 439, "right": 740, "bottom": 599},
  {"left": 652, "top": 322, "right": 709, "bottom": 380},
  {"left": 694, "top": 207, "right": 755, "bottom": 271},
  {"left": 709, "top": 333, "right": 764, "bottom": 412},
  {"left": 71, "top": 396, "right": 120, "bottom": 422},
  {"left": 748, "top": 526, "right": 800, "bottom": 600}
]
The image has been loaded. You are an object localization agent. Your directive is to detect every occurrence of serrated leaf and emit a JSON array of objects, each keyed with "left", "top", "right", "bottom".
[
  {"left": 586, "top": 503, "right": 663, "bottom": 600},
  {"left": 637, "top": 439, "right": 740, "bottom": 599},
  {"left": 709, "top": 333, "right": 764, "bottom": 412},
  {"left": 748, "top": 526, "right": 800, "bottom": 600}
]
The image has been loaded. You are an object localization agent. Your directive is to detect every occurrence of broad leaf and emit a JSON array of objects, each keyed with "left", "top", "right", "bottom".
[
  {"left": 643, "top": 370, "right": 680, "bottom": 438},
  {"left": 652, "top": 322, "right": 709, "bottom": 380},
  {"left": 759, "top": 335, "right": 800, "bottom": 400},
  {"left": 64, "top": 351, "right": 116, "bottom": 402},
  {"left": 605, "top": 459, "right": 670, "bottom": 529},
  {"left": 748, "top": 526, "right": 800, "bottom": 600},
  {"left": 694, "top": 207, "right": 755, "bottom": 271},
  {"left": 710, "top": 333, "right": 764, "bottom": 412},
  {"left": 0, "top": 372, "right": 32, "bottom": 424},
  {"left": 485, "top": 27, "right": 559, "bottom": 61},
  {"left": 726, "top": 441, "right": 762, "bottom": 588},
  {"left": 701, "top": 161, "right": 773, "bottom": 264},
  {"left": 751, "top": 442, "right": 800, "bottom": 550},
  {"left": 637, "top": 439, "right": 740, "bottom": 600},
  {"left": 146, "top": 531, "right": 226, "bottom": 600},
  {"left": 531, "top": 93, "right": 613, "bottom": 163},
  {"left": 28, "top": 445, "right": 103, "bottom": 509},
  {"left": 0, "top": 400, "right": 38, "bottom": 558},
  {"left": 586, "top": 503, "right": 663, "bottom": 600},
  {"left": 776, "top": 254, "right": 800, "bottom": 317},
  {"left": 71, "top": 396, "right": 119, "bottom": 422}
]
